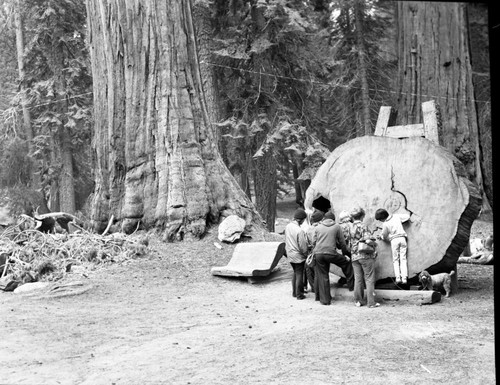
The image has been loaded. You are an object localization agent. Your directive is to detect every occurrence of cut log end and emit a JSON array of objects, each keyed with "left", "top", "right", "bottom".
[{"left": 305, "top": 136, "right": 481, "bottom": 280}]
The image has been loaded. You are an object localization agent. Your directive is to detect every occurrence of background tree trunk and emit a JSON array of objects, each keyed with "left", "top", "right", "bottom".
[
  {"left": 466, "top": 3, "right": 492, "bottom": 212},
  {"left": 354, "top": 0, "right": 371, "bottom": 136},
  {"left": 56, "top": 73, "right": 76, "bottom": 214},
  {"left": 14, "top": 0, "right": 49, "bottom": 213},
  {"left": 395, "top": 1, "right": 491, "bottom": 214},
  {"left": 86, "top": 0, "right": 262, "bottom": 239},
  {"left": 250, "top": 1, "right": 278, "bottom": 232}
]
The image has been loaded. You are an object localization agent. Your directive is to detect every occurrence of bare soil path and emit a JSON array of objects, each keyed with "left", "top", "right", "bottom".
[{"left": 0, "top": 220, "right": 495, "bottom": 385}]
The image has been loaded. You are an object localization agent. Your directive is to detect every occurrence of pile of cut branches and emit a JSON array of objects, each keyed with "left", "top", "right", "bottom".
[{"left": 0, "top": 225, "right": 149, "bottom": 284}]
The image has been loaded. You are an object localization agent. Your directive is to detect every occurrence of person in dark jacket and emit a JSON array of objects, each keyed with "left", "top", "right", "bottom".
[{"left": 311, "top": 211, "right": 354, "bottom": 305}]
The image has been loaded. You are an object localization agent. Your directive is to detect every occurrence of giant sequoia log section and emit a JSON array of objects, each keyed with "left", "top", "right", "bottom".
[
  {"left": 85, "top": 0, "right": 261, "bottom": 239},
  {"left": 304, "top": 136, "right": 481, "bottom": 280}
]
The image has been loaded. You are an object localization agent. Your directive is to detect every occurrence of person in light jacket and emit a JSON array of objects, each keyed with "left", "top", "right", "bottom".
[{"left": 284, "top": 208, "right": 309, "bottom": 299}]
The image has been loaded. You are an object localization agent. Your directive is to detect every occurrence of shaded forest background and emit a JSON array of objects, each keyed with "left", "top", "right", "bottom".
[{"left": 0, "top": 0, "right": 493, "bottom": 233}]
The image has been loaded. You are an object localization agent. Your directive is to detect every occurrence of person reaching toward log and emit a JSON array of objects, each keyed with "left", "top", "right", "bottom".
[
  {"left": 338, "top": 211, "right": 353, "bottom": 249},
  {"left": 348, "top": 207, "right": 380, "bottom": 308},
  {"left": 375, "top": 209, "right": 410, "bottom": 285},
  {"left": 284, "top": 208, "right": 309, "bottom": 300},
  {"left": 311, "top": 211, "right": 354, "bottom": 305},
  {"left": 337, "top": 211, "right": 353, "bottom": 288}
]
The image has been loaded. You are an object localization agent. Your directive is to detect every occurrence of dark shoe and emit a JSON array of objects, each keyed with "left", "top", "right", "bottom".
[
  {"left": 348, "top": 287, "right": 354, "bottom": 292},
  {"left": 337, "top": 277, "right": 347, "bottom": 287},
  {"left": 297, "top": 295, "right": 306, "bottom": 300},
  {"left": 320, "top": 301, "right": 331, "bottom": 305}
]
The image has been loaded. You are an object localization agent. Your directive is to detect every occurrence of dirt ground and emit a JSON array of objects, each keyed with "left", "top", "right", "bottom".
[{"left": 0, "top": 217, "right": 495, "bottom": 385}]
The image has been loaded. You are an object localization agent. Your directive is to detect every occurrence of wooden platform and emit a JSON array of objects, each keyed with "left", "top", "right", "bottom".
[{"left": 211, "top": 242, "right": 286, "bottom": 278}]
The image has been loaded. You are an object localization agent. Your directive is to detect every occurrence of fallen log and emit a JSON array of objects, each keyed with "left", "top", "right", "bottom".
[
  {"left": 33, "top": 212, "right": 78, "bottom": 233},
  {"left": 332, "top": 287, "right": 441, "bottom": 305},
  {"left": 305, "top": 136, "right": 481, "bottom": 281}
]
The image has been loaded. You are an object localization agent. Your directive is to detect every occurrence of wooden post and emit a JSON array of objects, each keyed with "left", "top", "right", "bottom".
[
  {"left": 450, "top": 264, "right": 459, "bottom": 295},
  {"left": 422, "top": 100, "right": 440, "bottom": 145},
  {"left": 374, "top": 106, "right": 392, "bottom": 136}
]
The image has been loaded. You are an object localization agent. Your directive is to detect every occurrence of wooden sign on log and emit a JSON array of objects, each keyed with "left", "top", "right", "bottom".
[{"left": 374, "top": 100, "right": 440, "bottom": 145}]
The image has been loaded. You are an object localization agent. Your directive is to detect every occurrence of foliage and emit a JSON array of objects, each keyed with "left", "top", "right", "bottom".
[
  {"left": 0, "top": 0, "right": 93, "bottom": 211},
  {"left": 208, "top": 0, "right": 337, "bottom": 203},
  {"left": 326, "top": 0, "right": 398, "bottom": 137},
  {"left": 0, "top": 227, "right": 149, "bottom": 284},
  {"left": 208, "top": 0, "right": 398, "bottom": 204}
]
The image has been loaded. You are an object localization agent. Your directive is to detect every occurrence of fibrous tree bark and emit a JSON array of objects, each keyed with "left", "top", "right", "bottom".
[
  {"left": 13, "top": 0, "right": 49, "bottom": 213},
  {"left": 85, "top": 0, "right": 262, "bottom": 239},
  {"left": 304, "top": 136, "right": 481, "bottom": 280},
  {"left": 250, "top": 2, "right": 278, "bottom": 232},
  {"left": 395, "top": 1, "right": 491, "bottom": 214},
  {"left": 353, "top": 0, "right": 371, "bottom": 136}
]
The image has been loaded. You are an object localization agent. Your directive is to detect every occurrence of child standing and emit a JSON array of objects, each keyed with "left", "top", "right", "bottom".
[
  {"left": 349, "top": 207, "right": 379, "bottom": 308},
  {"left": 375, "top": 208, "right": 410, "bottom": 285}
]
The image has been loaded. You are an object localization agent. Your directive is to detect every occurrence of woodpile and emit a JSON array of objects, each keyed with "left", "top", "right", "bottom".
[
  {"left": 304, "top": 136, "right": 481, "bottom": 280},
  {"left": 0, "top": 221, "right": 149, "bottom": 291}
]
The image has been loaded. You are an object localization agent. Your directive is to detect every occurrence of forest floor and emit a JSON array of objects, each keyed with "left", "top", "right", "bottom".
[{"left": 0, "top": 199, "right": 495, "bottom": 385}]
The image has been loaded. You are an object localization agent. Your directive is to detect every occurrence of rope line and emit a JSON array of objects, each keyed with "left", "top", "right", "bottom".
[
  {"left": 203, "top": 61, "right": 491, "bottom": 105},
  {"left": 1, "top": 92, "right": 93, "bottom": 114},
  {"left": 0, "top": 59, "right": 491, "bottom": 114}
]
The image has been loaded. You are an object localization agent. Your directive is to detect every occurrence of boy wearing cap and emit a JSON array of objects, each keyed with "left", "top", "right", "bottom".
[
  {"left": 285, "top": 208, "right": 309, "bottom": 300},
  {"left": 311, "top": 211, "right": 354, "bottom": 305}
]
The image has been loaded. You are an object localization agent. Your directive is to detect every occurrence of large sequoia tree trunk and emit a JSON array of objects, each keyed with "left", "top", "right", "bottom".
[
  {"left": 395, "top": 2, "right": 491, "bottom": 214},
  {"left": 86, "top": 0, "right": 262, "bottom": 239},
  {"left": 304, "top": 136, "right": 481, "bottom": 280}
]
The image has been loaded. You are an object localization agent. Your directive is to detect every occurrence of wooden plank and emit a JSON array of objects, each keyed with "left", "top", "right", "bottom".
[
  {"left": 332, "top": 287, "right": 441, "bottom": 305},
  {"left": 450, "top": 264, "right": 458, "bottom": 294},
  {"left": 374, "top": 106, "right": 392, "bottom": 136},
  {"left": 211, "top": 242, "right": 285, "bottom": 277},
  {"left": 385, "top": 123, "right": 425, "bottom": 138},
  {"left": 422, "top": 100, "right": 440, "bottom": 145}
]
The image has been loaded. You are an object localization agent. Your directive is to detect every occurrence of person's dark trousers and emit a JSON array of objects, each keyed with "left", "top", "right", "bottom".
[
  {"left": 315, "top": 253, "right": 354, "bottom": 305},
  {"left": 305, "top": 266, "right": 315, "bottom": 292},
  {"left": 291, "top": 262, "right": 306, "bottom": 298},
  {"left": 337, "top": 259, "right": 355, "bottom": 289}
]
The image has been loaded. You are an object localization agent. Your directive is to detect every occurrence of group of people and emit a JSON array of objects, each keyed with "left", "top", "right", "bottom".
[{"left": 284, "top": 206, "right": 410, "bottom": 308}]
